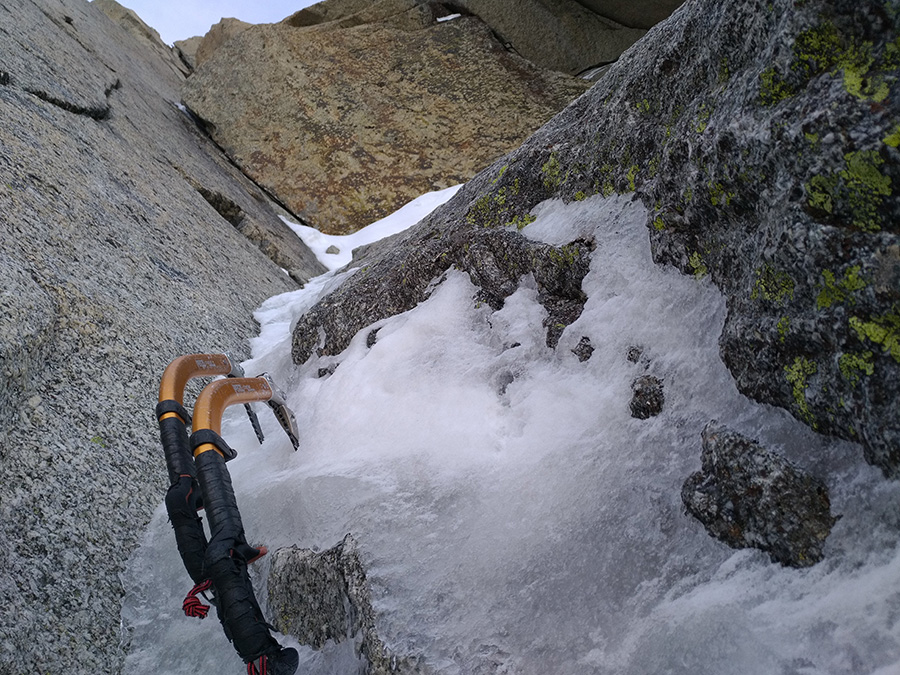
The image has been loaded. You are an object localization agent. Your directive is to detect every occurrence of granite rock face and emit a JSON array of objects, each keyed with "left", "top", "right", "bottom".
[
  {"left": 573, "top": 0, "right": 686, "bottom": 29},
  {"left": 0, "top": 0, "right": 323, "bottom": 672},
  {"left": 299, "top": 0, "right": 898, "bottom": 475},
  {"left": 269, "top": 535, "right": 426, "bottom": 674},
  {"left": 182, "top": 2, "right": 591, "bottom": 234},
  {"left": 192, "top": 17, "right": 252, "bottom": 68},
  {"left": 455, "top": 0, "right": 647, "bottom": 76},
  {"left": 682, "top": 423, "right": 838, "bottom": 567},
  {"left": 92, "top": 0, "right": 190, "bottom": 77}
]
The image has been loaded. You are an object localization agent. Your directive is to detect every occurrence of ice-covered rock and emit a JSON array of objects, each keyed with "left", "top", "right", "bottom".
[{"left": 682, "top": 422, "right": 838, "bottom": 567}]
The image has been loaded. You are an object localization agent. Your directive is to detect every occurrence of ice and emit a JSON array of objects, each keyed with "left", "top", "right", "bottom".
[{"left": 122, "top": 194, "right": 900, "bottom": 674}]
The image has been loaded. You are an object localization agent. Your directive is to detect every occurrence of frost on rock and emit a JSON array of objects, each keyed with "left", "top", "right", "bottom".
[
  {"left": 682, "top": 422, "right": 838, "bottom": 567},
  {"left": 268, "top": 534, "right": 425, "bottom": 675}
]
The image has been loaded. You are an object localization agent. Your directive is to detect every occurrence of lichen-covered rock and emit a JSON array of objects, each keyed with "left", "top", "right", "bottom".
[
  {"left": 268, "top": 535, "right": 426, "bottom": 674},
  {"left": 630, "top": 375, "right": 664, "bottom": 418},
  {"left": 182, "top": 5, "right": 590, "bottom": 234},
  {"left": 291, "top": 226, "right": 592, "bottom": 363},
  {"left": 682, "top": 423, "right": 838, "bottom": 567},
  {"left": 354, "top": 0, "right": 899, "bottom": 475}
]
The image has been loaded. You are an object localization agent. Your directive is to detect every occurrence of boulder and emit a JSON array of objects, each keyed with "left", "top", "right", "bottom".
[
  {"left": 454, "top": 0, "right": 648, "bottom": 76},
  {"left": 682, "top": 423, "right": 838, "bottom": 567},
  {"left": 630, "top": 375, "right": 664, "bottom": 419},
  {"left": 182, "top": 5, "right": 591, "bottom": 234},
  {"left": 268, "top": 535, "right": 425, "bottom": 673},
  {"left": 292, "top": 0, "right": 900, "bottom": 475},
  {"left": 0, "top": 0, "right": 323, "bottom": 671}
]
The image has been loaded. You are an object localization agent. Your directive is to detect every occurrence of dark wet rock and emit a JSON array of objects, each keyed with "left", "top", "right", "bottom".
[
  {"left": 626, "top": 345, "right": 644, "bottom": 363},
  {"left": 682, "top": 423, "right": 838, "bottom": 568},
  {"left": 268, "top": 535, "right": 426, "bottom": 674},
  {"left": 291, "top": 227, "right": 591, "bottom": 363},
  {"left": 630, "top": 375, "right": 664, "bottom": 418},
  {"left": 572, "top": 336, "right": 595, "bottom": 361}
]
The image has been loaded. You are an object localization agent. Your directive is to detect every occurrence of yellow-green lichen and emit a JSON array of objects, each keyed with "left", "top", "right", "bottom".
[
  {"left": 838, "top": 350, "right": 874, "bottom": 386},
  {"left": 542, "top": 152, "right": 565, "bottom": 190},
  {"left": 816, "top": 266, "right": 866, "bottom": 309},
  {"left": 777, "top": 316, "right": 791, "bottom": 342},
  {"left": 718, "top": 57, "right": 730, "bottom": 85},
  {"left": 805, "top": 151, "right": 891, "bottom": 231},
  {"left": 806, "top": 173, "right": 838, "bottom": 214},
  {"left": 695, "top": 104, "right": 712, "bottom": 133},
  {"left": 764, "top": 21, "right": 894, "bottom": 107},
  {"left": 839, "top": 42, "right": 890, "bottom": 102},
  {"left": 709, "top": 182, "right": 735, "bottom": 207},
  {"left": 626, "top": 165, "right": 639, "bottom": 191},
  {"left": 792, "top": 21, "right": 842, "bottom": 78},
  {"left": 784, "top": 356, "right": 817, "bottom": 425},
  {"left": 636, "top": 99, "right": 651, "bottom": 114},
  {"left": 840, "top": 151, "right": 891, "bottom": 232},
  {"left": 510, "top": 213, "right": 537, "bottom": 230},
  {"left": 751, "top": 264, "right": 795, "bottom": 305},
  {"left": 465, "top": 177, "right": 528, "bottom": 228},
  {"left": 760, "top": 68, "right": 793, "bottom": 105},
  {"left": 653, "top": 216, "right": 666, "bottom": 231},
  {"left": 849, "top": 309, "right": 900, "bottom": 362},
  {"left": 885, "top": 125, "right": 900, "bottom": 148},
  {"left": 689, "top": 251, "right": 708, "bottom": 280}
]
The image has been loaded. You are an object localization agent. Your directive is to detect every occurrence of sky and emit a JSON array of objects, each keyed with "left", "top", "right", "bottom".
[{"left": 103, "top": 0, "right": 320, "bottom": 45}]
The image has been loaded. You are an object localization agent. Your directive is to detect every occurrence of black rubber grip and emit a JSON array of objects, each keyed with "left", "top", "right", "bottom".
[
  {"left": 159, "top": 415, "right": 196, "bottom": 485},
  {"left": 190, "top": 428, "right": 237, "bottom": 462},
  {"left": 195, "top": 451, "right": 279, "bottom": 661},
  {"left": 156, "top": 399, "right": 192, "bottom": 425}
]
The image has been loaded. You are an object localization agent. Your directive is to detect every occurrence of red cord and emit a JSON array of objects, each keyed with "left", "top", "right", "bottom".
[{"left": 182, "top": 579, "right": 213, "bottom": 619}]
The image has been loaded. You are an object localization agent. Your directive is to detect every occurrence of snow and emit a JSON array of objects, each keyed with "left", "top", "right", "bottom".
[
  {"left": 121, "top": 192, "right": 900, "bottom": 674},
  {"left": 280, "top": 185, "right": 462, "bottom": 272}
]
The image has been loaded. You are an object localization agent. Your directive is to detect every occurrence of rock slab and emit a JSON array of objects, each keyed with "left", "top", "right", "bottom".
[{"left": 0, "top": 0, "right": 322, "bottom": 672}]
